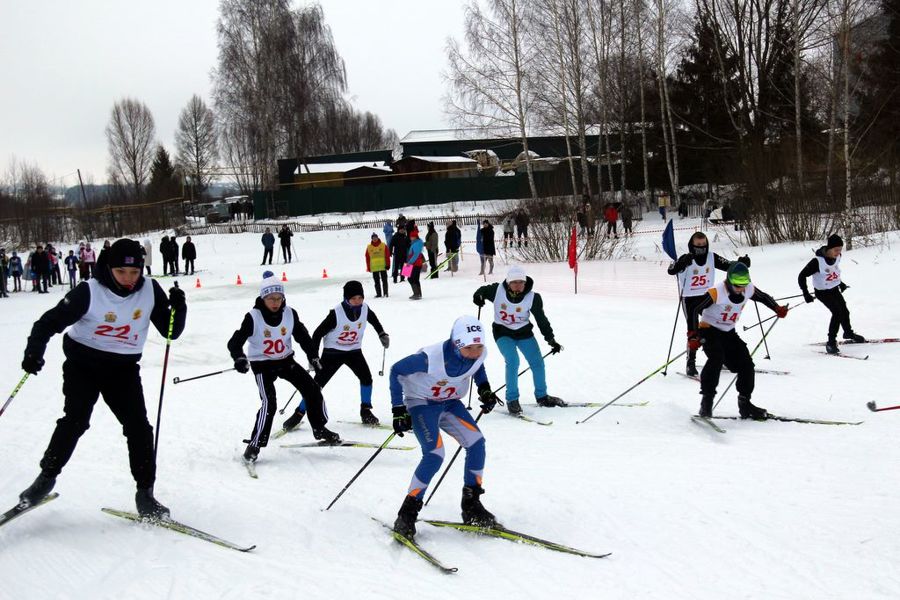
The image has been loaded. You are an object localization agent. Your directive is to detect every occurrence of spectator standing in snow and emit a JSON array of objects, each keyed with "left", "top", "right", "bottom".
[
  {"left": 142, "top": 239, "right": 153, "bottom": 276},
  {"left": 424, "top": 222, "right": 439, "bottom": 279},
  {"left": 444, "top": 220, "right": 461, "bottom": 273},
  {"left": 390, "top": 227, "right": 409, "bottom": 284},
  {"left": 261, "top": 227, "right": 275, "bottom": 265},
  {"left": 365, "top": 233, "right": 391, "bottom": 298},
  {"left": 515, "top": 209, "right": 529, "bottom": 247},
  {"left": 278, "top": 225, "right": 293, "bottom": 263},
  {"left": 182, "top": 236, "right": 197, "bottom": 275},
  {"left": 383, "top": 220, "right": 394, "bottom": 248}
]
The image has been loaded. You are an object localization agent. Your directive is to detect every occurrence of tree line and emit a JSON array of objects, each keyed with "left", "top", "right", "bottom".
[{"left": 446, "top": 0, "right": 900, "bottom": 245}]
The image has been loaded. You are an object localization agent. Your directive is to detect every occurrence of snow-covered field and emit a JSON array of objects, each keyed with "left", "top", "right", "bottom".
[{"left": 1, "top": 214, "right": 898, "bottom": 599}]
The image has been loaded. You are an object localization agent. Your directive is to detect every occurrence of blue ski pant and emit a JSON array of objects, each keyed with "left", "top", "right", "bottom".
[
  {"left": 496, "top": 335, "right": 546, "bottom": 401},
  {"left": 405, "top": 399, "right": 485, "bottom": 499}
]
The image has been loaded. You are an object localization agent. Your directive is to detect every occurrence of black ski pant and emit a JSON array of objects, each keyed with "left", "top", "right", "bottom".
[
  {"left": 408, "top": 265, "right": 422, "bottom": 296},
  {"left": 392, "top": 258, "right": 405, "bottom": 283},
  {"left": 262, "top": 247, "right": 273, "bottom": 265},
  {"left": 316, "top": 350, "right": 373, "bottom": 388},
  {"left": 281, "top": 244, "right": 291, "bottom": 262},
  {"left": 815, "top": 287, "right": 852, "bottom": 341},
  {"left": 427, "top": 250, "right": 439, "bottom": 278},
  {"left": 184, "top": 259, "right": 195, "bottom": 274},
  {"left": 39, "top": 357, "right": 156, "bottom": 488},
  {"left": 699, "top": 328, "right": 755, "bottom": 399},
  {"left": 249, "top": 359, "right": 325, "bottom": 448},
  {"left": 682, "top": 295, "right": 708, "bottom": 366},
  {"left": 372, "top": 270, "right": 388, "bottom": 296}
]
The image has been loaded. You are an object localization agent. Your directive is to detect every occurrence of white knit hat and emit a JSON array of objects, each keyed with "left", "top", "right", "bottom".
[
  {"left": 260, "top": 275, "right": 285, "bottom": 298},
  {"left": 451, "top": 315, "right": 487, "bottom": 349},
  {"left": 506, "top": 265, "right": 527, "bottom": 283}
]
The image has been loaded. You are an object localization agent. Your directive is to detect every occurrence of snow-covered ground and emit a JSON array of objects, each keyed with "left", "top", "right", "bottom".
[{"left": 1, "top": 214, "right": 898, "bottom": 599}]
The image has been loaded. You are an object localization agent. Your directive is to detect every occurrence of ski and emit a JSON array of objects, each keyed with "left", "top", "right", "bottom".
[
  {"left": 501, "top": 411, "right": 553, "bottom": 426},
  {"left": 373, "top": 518, "right": 457, "bottom": 573},
  {"left": 0, "top": 493, "right": 60, "bottom": 529},
  {"left": 750, "top": 368, "right": 791, "bottom": 376},
  {"left": 101, "top": 508, "right": 256, "bottom": 552},
  {"left": 816, "top": 351, "right": 869, "bottom": 360},
  {"left": 809, "top": 338, "right": 899, "bottom": 346},
  {"left": 526, "top": 401, "right": 648, "bottom": 408},
  {"left": 337, "top": 420, "right": 392, "bottom": 431},
  {"left": 710, "top": 414, "right": 863, "bottom": 426},
  {"left": 270, "top": 426, "right": 299, "bottom": 440},
  {"left": 281, "top": 440, "right": 414, "bottom": 450},
  {"left": 691, "top": 415, "right": 727, "bottom": 433},
  {"left": 677, "top": 372, "right": 701, "bottom": 382},
  {"left": 423, "top": 520, "right": 611, "bottom": 559}
]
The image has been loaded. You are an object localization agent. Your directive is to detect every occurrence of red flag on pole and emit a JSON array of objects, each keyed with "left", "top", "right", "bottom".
[{"left": 567, "top": 226, "right": 578, "bottom": 294}]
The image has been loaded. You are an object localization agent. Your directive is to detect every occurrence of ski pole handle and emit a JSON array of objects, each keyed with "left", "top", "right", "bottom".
[
  {"left": 173, "top": 367, "right": 236, "bottom": 385},
  {"left": 0, "top": 373, "right": 30, "bottom": 419}
]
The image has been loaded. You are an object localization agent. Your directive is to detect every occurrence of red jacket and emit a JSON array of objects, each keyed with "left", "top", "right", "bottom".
[{"left": 604, "top": 205, "right": 618, "bottom": 223}]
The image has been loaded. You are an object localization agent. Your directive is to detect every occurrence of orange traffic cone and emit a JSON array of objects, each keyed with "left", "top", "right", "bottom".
[
  {"left": 236, "top": 274, "right": 243, "bottom": 285},
  {"left": 281, "top": 271, "right": 288, "bottom": 282},
  {"left": 195, "top": 278, "right": 201, "bottom": 288},
  {"left": 322, "top": 269, "right": 328, "bottom": 279}
]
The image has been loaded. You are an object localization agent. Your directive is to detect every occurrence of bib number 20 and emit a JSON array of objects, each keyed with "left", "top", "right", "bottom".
[{"left": 263, "top": 339, "right": 286, "bottom": 355}]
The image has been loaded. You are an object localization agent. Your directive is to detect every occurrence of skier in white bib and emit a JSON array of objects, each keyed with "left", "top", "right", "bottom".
[
  {"left": 688, "top": 262, "right": 788, "bottom": 419},
  {"left": 228, "top": 274, "right": 340, "bottom": 464},
  {"left": 16, "top": 238, "right": 186, "bottom": 518},
  {"left": 797, "top": 233, "right": 865, "bottom": 354},
  {"left": 473, "top": 265, "right": 563, "bottom": 414},
  {"left": 667, "top": 231, "right": 750, "bottom": 376}
]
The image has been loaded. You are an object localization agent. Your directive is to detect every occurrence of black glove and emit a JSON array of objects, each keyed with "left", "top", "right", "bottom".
[
  {"left": 22, "top": 352, "right": 45, "bottom": 375},
  {"left": 839, "top": 282, "right": 848, "bottom": 292},
  {"left": 737, "top": 255, "right": 751, "bottom": 267},
  {"left": 310, "top": 357, "right": 323, "bottom": 374},
  {"left": 168, "top": 286, "right": 186, "bottom": 311},
  {"left": 669, "top": 254, "right": 692, "bottom": 275},
  {"left": 803, "top": 290, "right": 815, "bottom": 303},
  {"left": 379, "top": 332, "right": 390, "bottom": 349},
  {"left": 234, "top": 356, "right": 250, "bottom": 374},
  {"left": 392, "top": 405, "right": 412, "bottom": 436},
  {"left": 473, "top": 293, "right": 485, "bottom": 307},
  {"left": 477, "top": 384, "right": 500, "bottom": 414},
  {"left": 549, "top": 339, "right": 563, "bottom": 354}
]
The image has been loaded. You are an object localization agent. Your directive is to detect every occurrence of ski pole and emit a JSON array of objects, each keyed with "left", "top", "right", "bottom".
[
  {"left": 742, "top": 302, "right": 803, "bottom": 331},
  {"left": 491, "top": 349, "right": 555, "bottom": 395},
  {"left": 754, "top": 302, "right": 771, "bottom": 359},
  {"left": 577, "top": 350, "right": 688, "bottom": 424},
  {"left": 424, "top": 411, "right": 485, "bottom": 506},
  {"left": 0, "top": 373, "right": 30, "bottom": 420},
  {"left": 325, "top": 432, "right": 396, "bottom": 511},
  {"left": 775, "top": 293, "right": 804, "bottom": 302},
  {"left": 279, "top": 390, "right": 298, "bottom": 415},
  {"left": 154, "top": 307, "right": 176, "bottom": 463},
  {"left": 866, "top": 401, "right": 900, "bottom": 412},
  {"left": 172, "top": 367, "right": 236, "bottom": 384},
  {"left": 466, "top": 306, "right": 482, "bottom": 410},
  {"left": 713, "top": 317, "right": 779, "bottom": 411},
  {"left": 378, "top": 347, "right": 386, "bottom": 377},
  {"left": 663, "top": 278, "right": 685, "bottom": 376}
]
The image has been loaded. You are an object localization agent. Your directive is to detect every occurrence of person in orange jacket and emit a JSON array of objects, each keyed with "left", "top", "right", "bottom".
[{"left": 365, "top": 233, "right": 391, "bottom": 298}]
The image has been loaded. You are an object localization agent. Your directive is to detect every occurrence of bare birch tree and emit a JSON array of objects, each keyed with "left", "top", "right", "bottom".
[
  {"left": 175, "top": 94, "right": 217, "bottom": 199},
  {"left": 105, "top": 97, "right": 156, "bottom": 199}
]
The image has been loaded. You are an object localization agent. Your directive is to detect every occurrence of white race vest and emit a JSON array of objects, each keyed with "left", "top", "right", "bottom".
[
  {"left": 323, "top": 303, "right": 368, "bottom": 351},
  {"left": 68, "top": 279, "right": 155, "bottom": 354},
  {"left": 247, "top": 307, "right": 295, "bottom": 361},
  {"left": 812, "top": 255, "right": 841, "bottom": 291},
  {"left": 700, "top": 281, "right": 755, "bottom": 332},
  {"left": 493, "top": 285, "right": 534, "bottom": 330},
  {"left": 678, "top": 256, "right": 716, "bottom": 297},
  {"left": 399, "top": 342, "right": 486, "bottom": 405}
]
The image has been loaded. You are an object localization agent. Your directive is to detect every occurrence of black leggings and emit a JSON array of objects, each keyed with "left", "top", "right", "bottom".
[
  {"left": 249, "top": 359, "right": 325, "bottom": 447},
  {"left": 316, "top": 350, "right": 373, "bottom": 387},
  {"left": 371, "top": 271, "right": 388, "bottom": 296},
  {"left": 40, "top": 358, "right": 156, "bottom": 488},
  {"left": 699, "top": 328, "right": 755, "bottom": 399},
  {"left": 682, "top": 295, "right": 707, "bottom": 364},
  {"left": 815, "top": 287, "right": 852, "bottom": 341}
]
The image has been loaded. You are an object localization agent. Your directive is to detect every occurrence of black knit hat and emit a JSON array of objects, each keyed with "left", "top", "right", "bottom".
[
  {"left": 826, "top": 233, "right": 844, "bottom": 249},
  {"left": 343, "top": 280, "right": 364, "bottom": 300},
  {"left": 107, "top": 238, "right": 144, "bottom": 269}
]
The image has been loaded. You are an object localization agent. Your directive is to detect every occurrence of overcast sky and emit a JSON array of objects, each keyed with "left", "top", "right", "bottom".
[{"left": 0, "top": 0, "right": 466, "bottom": 187}]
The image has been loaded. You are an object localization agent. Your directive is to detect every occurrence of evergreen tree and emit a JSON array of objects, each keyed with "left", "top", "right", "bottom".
[
  {"left": 146, "top": 145, "right": 181, "bottom": 201},
  {"left": 860, "top": 1, "right": 900, "bottom": 175}
]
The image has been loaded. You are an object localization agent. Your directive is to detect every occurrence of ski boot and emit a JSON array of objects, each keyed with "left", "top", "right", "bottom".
[
  {"left": 18, "top": 473, "right": 56, "bottom": 507},
  {"left": 312, "top": 426, "right": 341, "bottom": 445},
  {"left": 282, "top": 409, "right": 305, "bottom": 431},
  {"left": 393, "top": 494, "right": 423, "bottom": 538},
  {"left": 843, "top": 331, "right": 866, "bottom": 344},
  {"left": 686, "top": 359, "right": 699, "bottom": 377},
  {"left": 738, "top": 394, "right": 768, "bottom": 420},
  {"left": 135, "top": 487, "right": 170, "bottom": 520},
  {"left": 699, "top": 393, "right": 714, "bottom": 418},
  {"left": 242, "top": 444, "right": 259, "bottom": 463},
  {"left": 825, "top": 339, "right": 840, "bottom": 354},
  {"left": 536, "top": 395, "right": 567, "bottom": 407},
  {"left": 360, "top": 405, "right": 380, "bottom": 426},
  {"left": 506, "top": 399, "right": 522, "bottom": 415},
  {"left": 461, "top": 485, "right": 497, "bottom": 528}
]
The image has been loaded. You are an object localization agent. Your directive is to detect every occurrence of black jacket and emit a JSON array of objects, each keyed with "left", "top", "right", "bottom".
[
  {"left": 182, "top": 241, "right": 197, "bottom": 260},
  {"left": 481, "top": 225, "right": 496, "bottom": 256}
]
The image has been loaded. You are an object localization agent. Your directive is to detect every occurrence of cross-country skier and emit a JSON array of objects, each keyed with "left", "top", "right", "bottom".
[
  {"left": 797, "top": 233, "right": 865, "bottom": 354},
  {"left": 472, "top": 265, "right": 563, "bottom": 414},
  {"left": 227, "top": 274, "right": 340, "bottom": 464},
  {"left": 667, "top": 232, "right": 750, "bottom": 376},
  {"left": 389, "top": 315, "right": 500, "bottom": 538},
  {"left": 281, "top": 280, "right": 390, "bottom": 430},
  {"left": 15, "top": 238, "right": 186, "bottom": 518},
  {"left": 688, "top": 262, "right": 788, "bottom": 419}
]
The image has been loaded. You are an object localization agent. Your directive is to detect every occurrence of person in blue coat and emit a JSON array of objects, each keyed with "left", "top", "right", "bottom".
[
  {"left": 405, "top": 227, "right": 425, "bottom": 300},
  {"left": 383, "top": 220, "right": 394, "bottom": 248},
  {"left": 261, "top": 228, "right": 275, "bottom": 265},
  {"left": 389, "top": 315, "right": 500, "bottom": 538}
]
